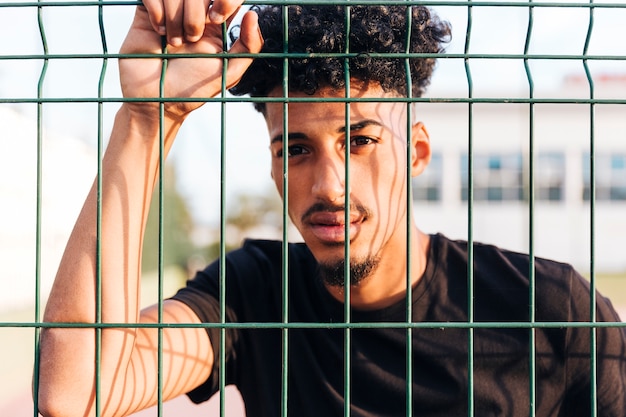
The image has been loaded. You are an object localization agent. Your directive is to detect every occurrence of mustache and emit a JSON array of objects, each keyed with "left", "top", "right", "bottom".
[{"left": 301, "top": 201, "right": 371, "bottom": 224}]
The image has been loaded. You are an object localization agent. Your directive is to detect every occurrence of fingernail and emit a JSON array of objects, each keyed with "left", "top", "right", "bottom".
[
  {"left": 210, "top": 10, "right": 224, "bottom": 24},
  {"left": 186, "top": 34, "right": 202, "bottom": 43},
  {"left": 158, "top": 26, "right": 166, "bottom": 35},
  {"left": 170, "top": 36, "right": 183, "bottom": 47}
]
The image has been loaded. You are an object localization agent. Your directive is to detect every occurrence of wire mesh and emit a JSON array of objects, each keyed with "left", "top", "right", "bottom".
[{"left": 1, "top": 1, "right": 626, "bottom": 416}]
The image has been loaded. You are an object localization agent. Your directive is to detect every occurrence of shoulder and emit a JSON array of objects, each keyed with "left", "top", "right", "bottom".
[
  {"left": 172, "top": 240, "right": 317, "bottom": 320},
  {"left": 433, "top": 233, "right": 577, "bottom": 284},
  {"left": 431, "top": 234, "right": 590, "bottom": 320},
  {"left": 185, "top": 239, "right": 315, "bottom": 293},
  {"left": 242, "top": 237, "right": 318, "bottom": 265},
  {"left": 198, "top": 239, "right": 312, "bottom": 273}
]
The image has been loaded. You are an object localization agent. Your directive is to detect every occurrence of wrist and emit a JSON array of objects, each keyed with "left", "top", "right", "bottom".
[{"left": 120, "top": 102, "right": 186, "bottom": 144}]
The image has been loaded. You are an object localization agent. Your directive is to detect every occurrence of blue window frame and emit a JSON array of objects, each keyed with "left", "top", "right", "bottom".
[
  {"left": 461, "top": 153, "right": 523, "bottom": 201},
  {"left": 413, "top": 152, "right": 443, "bottom": 202},
  {"left": 583, "top": 152, "right": 626, "bottom": 201}
]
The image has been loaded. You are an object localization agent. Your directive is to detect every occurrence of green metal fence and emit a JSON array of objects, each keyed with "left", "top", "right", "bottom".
[{"left": 1, "top": 0, "right": 626, "bottom": 416}]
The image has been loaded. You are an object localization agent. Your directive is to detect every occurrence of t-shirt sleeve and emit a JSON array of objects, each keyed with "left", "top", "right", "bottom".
[
  {"left": 169, "top": 259, "right": 236, "bottom": 403},
  {"left": 562, "top": 267, "right": 626, "bottom": 416},
  {"left": 168, "top": 240, "right": 284, "bottom": 404},
  {"left": 595, "top": 296, "right": 626, "bottom": 416}
]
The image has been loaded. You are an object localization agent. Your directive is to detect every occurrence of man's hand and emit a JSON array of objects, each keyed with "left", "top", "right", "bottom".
[{"left": 119, "top": 0, "right": 263, "bottom": 121}]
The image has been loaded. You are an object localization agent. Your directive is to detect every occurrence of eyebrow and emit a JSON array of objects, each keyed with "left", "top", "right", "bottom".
[
  {"left": 337, "top": 119, "right": 383, "bottom": 134},
  {"left": 270, "top": 119, "right": 384, "bottom": 145}
]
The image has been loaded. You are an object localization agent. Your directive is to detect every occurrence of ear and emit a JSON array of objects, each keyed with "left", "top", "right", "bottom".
[{"left": 410, "top": 122, "right": 431, "bottom": 177}]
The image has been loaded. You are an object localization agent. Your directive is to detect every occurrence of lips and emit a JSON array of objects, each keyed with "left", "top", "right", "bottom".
[
  {"left": 305, "top": 211, "right": 365, "bottom": 244},
  {"left": 300, "top": 202, "right": 371, "bottom": 245},
  {"left": 308, "top": 211, "right": 362, "bottom": 226}
]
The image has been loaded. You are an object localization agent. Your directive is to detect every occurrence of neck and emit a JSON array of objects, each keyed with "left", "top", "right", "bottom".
[{"left": 324, "top": 227, "right": 430, "bottom": 310}]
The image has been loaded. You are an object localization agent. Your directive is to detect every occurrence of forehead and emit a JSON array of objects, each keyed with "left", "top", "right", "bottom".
[{"left": 264, "top": 84, "right": 407, "bottom": 136}]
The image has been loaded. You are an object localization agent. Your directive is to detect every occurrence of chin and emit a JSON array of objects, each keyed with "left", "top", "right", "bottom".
[{"left": 316, "top": 252, "right": 381, "bottom": 288}]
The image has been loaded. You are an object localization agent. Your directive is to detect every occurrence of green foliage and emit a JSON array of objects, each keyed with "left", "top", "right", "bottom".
[
  {"left": 141, "top": 164, "right": 196, "bottom": 273},
  {"left": 140, "top": 164, "right": 283, "bottom": 275},
  {"left": 203, "top": 241, "right": 242, "bottom": 263},
  {"left": 200, "top": 189, "right": 284, "bottom": 262},
  {"left": 225, "top": 191, "right": 283, "bottom": 232}
]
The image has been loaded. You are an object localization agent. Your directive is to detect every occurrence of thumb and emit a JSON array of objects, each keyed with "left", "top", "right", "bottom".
[{"left": 223, "top": 11, "right": 264, "bottom": 90}]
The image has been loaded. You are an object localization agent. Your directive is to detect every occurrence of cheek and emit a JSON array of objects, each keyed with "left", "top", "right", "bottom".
[
  {"left": 272, "top": 166, "right": 308, "bottom": 215},
  {"left": 371, "top": 158, "right": 409, "bottom": 205},
  {"left": 357, "top": 152, "right": 405, "bottom": 192},
  {"left": 271, "top": 165, "right": 284, "bottom": 195}
]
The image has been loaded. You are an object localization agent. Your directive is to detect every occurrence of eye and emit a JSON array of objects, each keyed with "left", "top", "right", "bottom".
[
  {"left": 287, "top": 145, "right": 308, "bottom": 157},
  {"left": 275, "top": 144, "right": 309, "bottom": 158},
  {"left": 350, "top": 136, "right": 376, "bottom": 148}
]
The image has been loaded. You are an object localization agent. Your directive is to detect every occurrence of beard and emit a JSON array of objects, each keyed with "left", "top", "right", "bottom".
[{"left": 318, "top": 255, "right": 380, "bottom": 288}]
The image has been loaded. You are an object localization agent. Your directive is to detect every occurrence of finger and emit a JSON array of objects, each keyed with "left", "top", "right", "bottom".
[
  {"left": 224, "top": 10, "right": 264, "bottom": 89},
  {"left": 141, "top": 0, "right": 166, "bottom": 36},
  {"left": 183, "top": 0, "right": 211, "bottom": 42},
  {"left": 163, "top": 0, "right": 185, "bottom": 46},
  {"left": 209, "top": 0, "right": 245, "bottom": 24}
]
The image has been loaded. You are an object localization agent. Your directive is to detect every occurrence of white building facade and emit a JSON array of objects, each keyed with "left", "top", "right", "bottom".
[{"left": 413, "top": 77, "right": 626, "bottom": 273}]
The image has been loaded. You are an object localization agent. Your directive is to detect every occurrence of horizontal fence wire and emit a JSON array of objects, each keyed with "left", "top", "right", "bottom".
[
  {"left": 4, "top": 97, "right": 626, "bottom": 105},
  {"left": 1, "top": 0, "right": 625, "bottom": 416},
  {"left": 3, "top": 320, "right": 625, "bottom": 329},
  {"left": 1, "top": 0, "right": 626, "bottom": 7}
]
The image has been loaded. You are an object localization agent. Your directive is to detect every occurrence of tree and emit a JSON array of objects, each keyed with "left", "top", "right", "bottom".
[
  {"left": 141, "top": 164, "right": 195, "bottom": 273},
  {"left": 203, "top": 189, "right": 284, "bottom": 261}
]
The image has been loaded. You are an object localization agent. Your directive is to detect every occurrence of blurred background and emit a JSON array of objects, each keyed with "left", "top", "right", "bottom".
[{"left": 1, "top": 0, "right": 625, "bottom": 415}]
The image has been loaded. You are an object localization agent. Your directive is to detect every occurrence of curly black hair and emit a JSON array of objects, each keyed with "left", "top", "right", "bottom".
[{"left": 230, "top": 4, "right": 451, "bottom": 113}]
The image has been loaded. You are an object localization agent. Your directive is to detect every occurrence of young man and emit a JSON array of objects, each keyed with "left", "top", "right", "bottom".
[{"left": 37, "top": 1, "right": 626, "bottom": 416}]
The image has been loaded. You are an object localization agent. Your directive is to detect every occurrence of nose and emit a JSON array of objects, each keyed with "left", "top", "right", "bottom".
[{"left": 311, "top": 154, "right": 346, "bottom": 203}]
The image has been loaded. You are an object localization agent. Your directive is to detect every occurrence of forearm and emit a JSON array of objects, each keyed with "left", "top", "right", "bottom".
[{"left": 38, "top": 104, "right": 182, "bottom": 417}]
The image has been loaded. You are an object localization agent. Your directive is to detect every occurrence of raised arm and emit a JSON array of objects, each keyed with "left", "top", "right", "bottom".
[{"left": 37, "top": 2, "right": 263, "bottom": 416}]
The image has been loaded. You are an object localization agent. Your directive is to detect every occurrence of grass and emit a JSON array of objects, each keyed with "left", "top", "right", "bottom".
[{"left": 589, "top": 273, "right": 626, "bottom": 310}]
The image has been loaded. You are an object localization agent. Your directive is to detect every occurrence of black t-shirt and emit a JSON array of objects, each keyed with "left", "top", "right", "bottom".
[{"left": 171, "top": 233, "right": 626, "bottom": 416}]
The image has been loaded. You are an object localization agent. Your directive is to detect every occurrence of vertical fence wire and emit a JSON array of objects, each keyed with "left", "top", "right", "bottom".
[
  {"left": 582, "top": 1, "right": 598, "bottom": 414},
  {"left": 403, "top": 5, "right": 413, "bottom": 417},
  {"left": 32, "top": 1, "right": 48, "bottom": 415},
  {"left": 95, "top": 6, "right": 105, "bottom": 417},
  {"left": 522, "top": 2, "right": 537, "bottom": 415},
  {"left": 342, "top": 5, "right": 352, "bottom": 417},
  {"left": 219, "top": 21, "right": 229, "bottom": 417},
  {"left": 280, "top": 5, "right": 290, "bottom": 416},
  {"left": 463, "top": 3, "right": 475, "bottom": 416},
  {"left": 156, "top": 36, "right": 170, "bottom": 417},
  {"left": 97, "top": 5, "right": 110, "bottom": 416},
  {"left": 219, "top": 23, "right": 228, "bottom": 417}
]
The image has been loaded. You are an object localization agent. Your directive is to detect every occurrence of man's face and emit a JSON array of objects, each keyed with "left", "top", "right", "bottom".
[{"left": 265, "top": 83, "right": 430, "bottom": 285}]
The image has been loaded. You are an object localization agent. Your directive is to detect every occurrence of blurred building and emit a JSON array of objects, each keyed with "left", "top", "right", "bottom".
[
  {"left": 413, "top": 75, "right": 626, "bottom": 273},
  {"left": 0, "top": 105, "right": 95, "bottom": 313}
]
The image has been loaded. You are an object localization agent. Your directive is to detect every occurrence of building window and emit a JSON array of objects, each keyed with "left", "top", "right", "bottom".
[
  {"left": 413, "top": 152, "right": 442, "bottom": 202},
  {"left": 583, "top": 152, "right": 626, "bottom": 201},
  {"left": 461, "top": 153, "right": 523, "bottom": 201},
  {"left": 536, "top": 152, "right": 566, "bottom": 202}
]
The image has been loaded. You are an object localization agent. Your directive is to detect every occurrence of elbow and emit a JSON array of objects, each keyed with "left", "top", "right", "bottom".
[
  {"left": 36, "top": 387, "right": 93, "bottom": 417},
  {"left": 36, "top": 378, "right": 101, "bottom": 417},
  {"left": 37, "top": 397, "right": 69, "bottom": 417},
  {"left": 36, "top": 329, "right": 97, "bottom": 417},
  {"left": 36, "top": 372, "right": 95, "bottom": 417}
]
